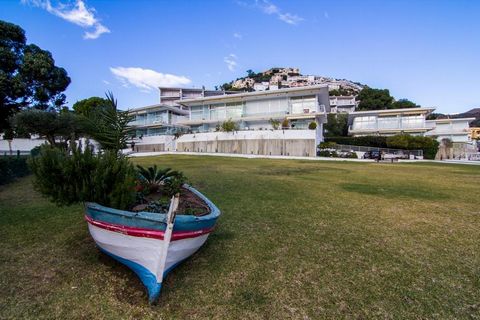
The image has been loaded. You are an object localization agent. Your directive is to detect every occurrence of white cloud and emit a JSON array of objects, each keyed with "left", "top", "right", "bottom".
[
  {"left": 233, "top": 32, "right": 243, "bottom": 39},
  {"left": 253, "top": 0, "right": 304, "bottom": 25},
  {"left": 102, "top": 80, "right": 110, "bottom": 85},
  {"left": 110, "top": 67, "right": 191, "bottom": 91},
  {"left": 324, "top": 11, "right": 330, "bottom": 19},
  {"left": 22, "top": 0, "right": 110, "bottom": 39},
  {"left": 224, "top": 54, "right": 238, "bottom": 72}
]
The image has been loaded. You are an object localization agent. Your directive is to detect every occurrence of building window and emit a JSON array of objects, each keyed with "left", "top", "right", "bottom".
[
  {"left": 402, "top": 115, "right": 424, "bottom": 129},
  {"left": 352, "top": 116, "right": 377, "bottom": 130},
  {"left": 190, "top": 106, "right": 203, "bottom": 120},
  {"left": 378, "top": 116, "right": 399, "bottom": 129},
  {"left": 226, "top": 102, "right": 243, "bottom": 118},
  {"left": 209, "top": 104, "right": 227, "bottom": 120},
  {"left": 290, "top": 95, "right": 317, "bottom": 114}
]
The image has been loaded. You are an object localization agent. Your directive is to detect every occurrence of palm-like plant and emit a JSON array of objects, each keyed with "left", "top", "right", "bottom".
[
  {"left": 80, "top": 91, "right": 134, "bottom": 154},
  {"left": 136, "top": 165, "right": 179, "bottom": 192}
]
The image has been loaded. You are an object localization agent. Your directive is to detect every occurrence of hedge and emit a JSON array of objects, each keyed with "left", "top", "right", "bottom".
[
  {"left": 325, "top": 135, "right": 439, "bottom": 159},
  {"left": 0, "top": 155, "right": 30, "bottom": 185},
  {"left": 325, "top": 136, "right": 388, "bottom": 148}
]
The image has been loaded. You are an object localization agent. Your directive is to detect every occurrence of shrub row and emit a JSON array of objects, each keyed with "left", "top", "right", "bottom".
[
  {"left": 325, "top": 136, "right": 389, "bottom": 148},
  {"left": 0, "top": 156, "right": 30, "bottom": 185},
  {"left": 325, "top": 134, "right": 439, "bottom": 159}
]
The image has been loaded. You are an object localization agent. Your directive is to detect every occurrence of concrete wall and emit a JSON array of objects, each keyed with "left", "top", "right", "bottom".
[
  {"left": 133, "top": 135, "right": 175, "bottom": 152},
  {"left": 176, "top": 130, "right": 316, "bottom": 157}
]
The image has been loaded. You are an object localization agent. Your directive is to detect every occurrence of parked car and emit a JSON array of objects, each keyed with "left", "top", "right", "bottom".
[{"left": 363, "top": 150, "right": 381, "bottom": 159}]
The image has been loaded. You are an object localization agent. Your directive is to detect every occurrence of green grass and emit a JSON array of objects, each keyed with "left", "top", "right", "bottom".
[{"left": 1, "top": 156, "right": 479, "bottom": 319}]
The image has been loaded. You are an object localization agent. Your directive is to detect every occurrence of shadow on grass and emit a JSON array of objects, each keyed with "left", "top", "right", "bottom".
[{"left": 341, "top": 183, "right": 449, "bottom": 200}]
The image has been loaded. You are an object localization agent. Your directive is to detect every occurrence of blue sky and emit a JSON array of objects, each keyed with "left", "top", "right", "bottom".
[{"left": 1, "top": 0, "right": 479, "bottom": 113}]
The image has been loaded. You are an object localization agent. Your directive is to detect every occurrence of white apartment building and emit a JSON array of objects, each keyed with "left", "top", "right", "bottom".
[
  {"left": 348, "top": 108, "right": 435, "bottom": 136},
  {"left": 425, "top": 118, "right": 475, "bottom": 143},
  {"left": 329, "top": 96, "right": 358, "bottom": 113}
]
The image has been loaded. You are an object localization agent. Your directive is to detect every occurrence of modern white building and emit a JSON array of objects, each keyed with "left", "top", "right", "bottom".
[
  {"left": 329, "top": 96, "right": 357, "bottom": 113},
  {"left": 425, "top": 118, "right": 475, "bottom": 143},
  {"left": 129, "top": 85, "right": 330, "bottom": 156},
  {"left": 176, "top": 85, "right": 329, "bottom": 132},
  {"left": 127, "top": 84, "right": 476, "bottom": 159},
  {"left": 348, "top": 108, "right": 435, "bottom": 136}
]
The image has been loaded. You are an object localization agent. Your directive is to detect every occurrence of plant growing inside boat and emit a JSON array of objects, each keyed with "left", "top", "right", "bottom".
[
  {"left": 134, "top": 165, "right": 188, "bottom": 213},
  {"left": 136, "top": 165, "right": 180, "bottom": 193}
]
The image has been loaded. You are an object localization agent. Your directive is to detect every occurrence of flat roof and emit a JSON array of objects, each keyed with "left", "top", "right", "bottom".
[
  {"left": 350, "top": 107, "right": 435, "bottom": 116},
  {"left": 426, "top": 117, "right": 476, "bottom": 123},
  {"left": 177, "top": 84, "right": 329, "bottom": 105},
  {"left": 128, "top": 103, "right": 188, "bottom": 115}
]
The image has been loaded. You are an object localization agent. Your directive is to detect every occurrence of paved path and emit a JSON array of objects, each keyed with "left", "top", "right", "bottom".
[{"left": 129, "top": 151, "right": 480, "bottom": 166}]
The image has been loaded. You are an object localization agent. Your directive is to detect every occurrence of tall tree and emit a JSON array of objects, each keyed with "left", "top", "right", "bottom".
[
  {"left": 72, "top": 96, "right": 109, "bottom": 116},
  {"left": 390, "top": 99, "right": 418, "bottom": 109},
  {"left": 0, "top": 20, "right": 70, "bottom": 132},
  {"left": 324, "top": 113, "right": 349, "bottom": 137},
  {"left": 356, "top": 87, "right": 394, "bottom": 111}
]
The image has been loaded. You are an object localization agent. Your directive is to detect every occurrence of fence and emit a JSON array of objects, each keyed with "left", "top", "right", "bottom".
[
  {"left": 332, "top": 144, "right": 423, "bottom": 157},
  {"left": 1, "top": 150, "right": 31, "bottom": 157}
]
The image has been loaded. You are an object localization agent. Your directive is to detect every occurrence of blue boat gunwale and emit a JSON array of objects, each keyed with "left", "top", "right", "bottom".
[{"left": 85, "top": 184, "right": 221, "bottom": 231}]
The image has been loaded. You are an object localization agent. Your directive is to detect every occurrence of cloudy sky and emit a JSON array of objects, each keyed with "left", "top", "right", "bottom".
[{"left": 2, "top": 0, "right": 479, "bottom": 113}]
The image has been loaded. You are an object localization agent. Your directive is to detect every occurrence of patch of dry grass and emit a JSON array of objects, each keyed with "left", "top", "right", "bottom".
[{"left": 1, "top": 156, "right": 479, "bottom": 319}]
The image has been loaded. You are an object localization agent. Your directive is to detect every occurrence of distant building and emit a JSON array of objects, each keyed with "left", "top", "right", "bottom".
[
  {"left": 176, "top": 85, "right": 330, "bottom": 133},
  {"left": 348, "top": 108, "right": 474, "bottom": 145},
  {"left": 348, "top": 108, "right": 435, "bottom": 136},
  {"left": 329, "top": 96, "right": 358, "bottom": 113},
  {"left": 425, "top": 118, "right": 475, "bottom": 143}
]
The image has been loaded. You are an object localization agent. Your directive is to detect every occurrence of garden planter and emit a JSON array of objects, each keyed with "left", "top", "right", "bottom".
[{"left": 84, "top": 185, "right": 221, "bottom": 303}]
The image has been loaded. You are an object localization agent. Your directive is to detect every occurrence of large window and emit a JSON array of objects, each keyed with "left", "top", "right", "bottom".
[
  {"left": 209, "top": 104, "right": 226, "bottom": 121},
  {"left": 226, "top": 102, "right": 243, "bottom": 118},
  {"left": 352, "top": 116, "right": 377, "bottom": 130},
  {"left": 402, "top": 115, "right": 424, "bottom": 129},
  {"left": 290, "top": 95, "right": 317, "bottom": 114},
  {"left": 190, "top": 106, "right": 204, "bottom": 120},
  {"left": 378, "top": 116, "right": 399, "bottom": 129}
]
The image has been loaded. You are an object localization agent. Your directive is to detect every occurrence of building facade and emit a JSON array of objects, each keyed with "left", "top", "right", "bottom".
[
  {"left": 329, "top": 96, "right": 357, "bottom": 113},
  {"left": 348, "top": 108, "right": 435, "bottom": 136},
  {"left": 425, "top": 118, "right": 475, "bottom": 143},
  {"left": 129, "top": 85, "right": 330, "bottom": 157}
]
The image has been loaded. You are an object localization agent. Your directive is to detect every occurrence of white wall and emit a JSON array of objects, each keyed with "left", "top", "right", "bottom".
[
  {"left": 0, "top": 138, "right": 46, "bottom": 152},
  {"left": 177, "top": 129, "right": 315, "bottom": 143}
]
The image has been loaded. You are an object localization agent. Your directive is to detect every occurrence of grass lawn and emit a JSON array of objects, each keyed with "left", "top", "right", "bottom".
[{"left": 1, "top": 156, "right": 479, "bottom": 319}]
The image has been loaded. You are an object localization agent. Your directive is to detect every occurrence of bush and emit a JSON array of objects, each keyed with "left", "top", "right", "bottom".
[
  {"left": 308, "top": 122, "right": 317, "bottom": 130},
  {"left": 386, "top": 134, "right": 439, "bottom": 159},
  {"left": 269, "top": 118, "right": 281, "bottom": 130},
  {"left": 29, "top": 143, "right": 136, "bottom": 209},
  {"left": 0, "top": 156, "right": 30, "bottom": 185},
  {"left": 317, "top": 150, "right": 338, "bottom": 157},
  {"left": 319, "top": 141, "right": 337, "bottom": 149},
  {"left": 281, "top": 118, "right": 290, "bottom": 129},
  {"left": 326, "top": 136, "right": 388, "bottom": 148},
  {"left": 164, "top": 172, "right": 187, "bottom": 198},
  {"left": 221, "top": 119, "right": 238, "bottom": 132}
]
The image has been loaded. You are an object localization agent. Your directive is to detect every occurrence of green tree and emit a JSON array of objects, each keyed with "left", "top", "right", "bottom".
[
  {"left": 72, "top": 96, "right": 109, "bottom": 116},
  {"left": 324, "top": 113, "right": 349, "bottom": 137},
  {"left": 390, "top": 99, "right": 418, "bottom": 109},
  {"left": 356, "top": 87, "right": 394, "bottom": 111},
  {"left": 11, "top": 109, "right": 81, "bottom": 146},
  {"left": 0, "top": 20, "right": 70, "bottom": 132}
]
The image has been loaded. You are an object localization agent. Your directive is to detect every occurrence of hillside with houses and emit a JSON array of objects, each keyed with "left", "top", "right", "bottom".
[{"left": 218, "top": 67, "right": 365, "bottom": 96}]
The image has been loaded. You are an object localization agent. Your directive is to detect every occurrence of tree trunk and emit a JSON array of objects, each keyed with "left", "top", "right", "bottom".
[{"left": 7, "top": 139, "right": 12, "bottom": 156}]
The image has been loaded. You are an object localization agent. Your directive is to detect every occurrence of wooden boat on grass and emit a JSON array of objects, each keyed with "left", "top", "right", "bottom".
[{"left": 84, "top": 185, "right": 221, "bottom": 303}]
